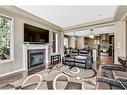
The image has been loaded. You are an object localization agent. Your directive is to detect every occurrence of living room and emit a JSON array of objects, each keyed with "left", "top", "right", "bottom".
[{"left": 0, "top": 5, "right": 127, "bottom": 91}]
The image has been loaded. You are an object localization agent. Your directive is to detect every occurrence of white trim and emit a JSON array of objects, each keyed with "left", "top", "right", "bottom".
[
  {"left": 22, "top": 44, "right": 49, "bottom": 70},
  {"left": 112, "top": 6, "right": 119, "bottom": 19},
  {"left": 63, "top": 22, "right": 115, "bottom": 33},
  {"left": 121, "top": 12, "right": 127, "bottom": 21},
  {"left": 0, "top": 13, "right": 14, "bottom": 64},
  {"left": 0, "top": 6, "right": 62, "bottom": 31},
  {"left": 10, "top": 17, "right": 15, "bottom": 62},
  {"left": 56, "top": 33, "right": 58, "bottom": 53},
  {"left": 0, "top": 59, "right": 14, "bottom": 64},
  {"left": 0, "top": 69, "right": 24, "bottom": 78}
]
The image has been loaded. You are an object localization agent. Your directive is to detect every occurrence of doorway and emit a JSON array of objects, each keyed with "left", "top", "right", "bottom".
[{"left": 97, "top": 34, "right": 114, "bottom": 64}]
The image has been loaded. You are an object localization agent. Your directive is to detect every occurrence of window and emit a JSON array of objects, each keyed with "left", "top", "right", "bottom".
[
  {"left": 52, "top": 32, "right": 58, "bottom": 53},
  {"left": 0, "top": 14, "right": 14, "bottom": 63}
]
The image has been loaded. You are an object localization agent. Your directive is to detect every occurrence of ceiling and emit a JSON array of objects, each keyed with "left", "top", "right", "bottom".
[
  {"left": 64, "top": 25, "right": 114, "bottom": 37},
  {"left": 17, "top": 6, "right": 117, "bottom": 28}
]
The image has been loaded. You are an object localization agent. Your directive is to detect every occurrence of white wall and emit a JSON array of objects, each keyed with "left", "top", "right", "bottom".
[
  {"left": 114, "top": 21, "right": 127, "bottom": 64},
  {"left": 0, "top": 7, "right": 61, "bottom": 76}
]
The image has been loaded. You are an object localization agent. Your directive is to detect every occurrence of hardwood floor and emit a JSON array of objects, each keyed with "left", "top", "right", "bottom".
[
  {"left": 96, "top": 56, "right": 113, "bottom": 69},
  {"left": 97, "top": 56, "right": 113, "bottom": 64},
  {"left": 0, "top": 71, "right": 27, "bottom": 87},
  {"left": 0, "top": 62, "right": 60, "bottom": 87}
]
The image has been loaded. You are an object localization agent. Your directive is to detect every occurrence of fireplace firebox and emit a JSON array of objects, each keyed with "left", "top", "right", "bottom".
[{"left": 28, "top": 49, "right": 45, "bottom": 69}]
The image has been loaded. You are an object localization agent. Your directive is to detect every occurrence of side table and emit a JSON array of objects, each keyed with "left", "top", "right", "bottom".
[{"left": 50, "top": 53, "right": 61, "bottom": 67}]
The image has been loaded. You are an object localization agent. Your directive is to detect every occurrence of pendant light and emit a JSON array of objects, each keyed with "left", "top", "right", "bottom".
[{"left": 89, "top": 29, "right": 94, "bottom": 39}]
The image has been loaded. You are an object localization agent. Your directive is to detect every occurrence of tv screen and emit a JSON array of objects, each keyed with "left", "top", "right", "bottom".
[{"left": 24, "top": 23, "right": 49, "bottom": 43}]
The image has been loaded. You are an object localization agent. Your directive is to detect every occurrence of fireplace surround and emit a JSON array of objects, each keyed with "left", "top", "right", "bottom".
[{"left": 22, "top": 44, "right": 49, "bottom": 70}]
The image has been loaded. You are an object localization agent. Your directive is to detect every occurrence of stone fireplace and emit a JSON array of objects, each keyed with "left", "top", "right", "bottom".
[{"left": 22, "top": 44, "right": 49, "bottom": 70}]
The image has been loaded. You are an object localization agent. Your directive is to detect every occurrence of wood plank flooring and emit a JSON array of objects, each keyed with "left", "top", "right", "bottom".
[
  {"left": 0, "top": 62, "right": 60, "bottom": 87},
  {"left": 97, "top": 56, "right": 113, "bottom": 64},
  {"left": 0, "top": 71, "right": 27, "bottom": 87}
]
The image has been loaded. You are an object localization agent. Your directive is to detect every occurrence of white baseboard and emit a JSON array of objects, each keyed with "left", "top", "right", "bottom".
[{"left": 0, "top": 69, "right": 25, "bottom": 78}]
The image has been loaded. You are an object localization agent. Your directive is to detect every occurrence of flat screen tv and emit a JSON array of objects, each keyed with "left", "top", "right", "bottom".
[{"left": 24, "top": 23, "right": 49, "bottom": 43}]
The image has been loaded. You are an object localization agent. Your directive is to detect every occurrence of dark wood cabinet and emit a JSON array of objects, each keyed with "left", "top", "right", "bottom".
[{"left": 50, "top": 54, "right": 61, "bottom": 67}]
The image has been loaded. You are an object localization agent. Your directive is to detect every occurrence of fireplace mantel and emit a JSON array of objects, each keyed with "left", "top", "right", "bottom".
[{"left": 22, "top": 43, "right": 49, "bottom": 70}]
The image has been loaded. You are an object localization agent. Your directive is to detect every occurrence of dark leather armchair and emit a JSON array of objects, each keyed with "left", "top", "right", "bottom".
[
  {"left": 97, "top": 73, "right": 127, "bottom": 89},
  {"left": 97, "top": 63, "right": 127, "bottom": 89},
  {"left": 100, "top": 64, "right": 126, "bottom": 71}
]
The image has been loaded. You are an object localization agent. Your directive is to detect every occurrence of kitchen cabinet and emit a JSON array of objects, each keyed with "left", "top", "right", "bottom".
[{"left": 100, "top": 33, "right": 109, "bottom": 41}]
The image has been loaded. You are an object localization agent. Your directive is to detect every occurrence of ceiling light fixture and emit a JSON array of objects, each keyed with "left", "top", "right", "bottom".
[{"left": 89, "top": 29, "right": 94, "bottom": 39}]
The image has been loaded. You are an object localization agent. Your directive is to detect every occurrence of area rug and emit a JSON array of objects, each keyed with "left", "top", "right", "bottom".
[
  {"left": 0, "top": 63, "right": 97, "bottom": 90},
  {"left": 45, "top": 63, "right": 97, "bottom": 89}
]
